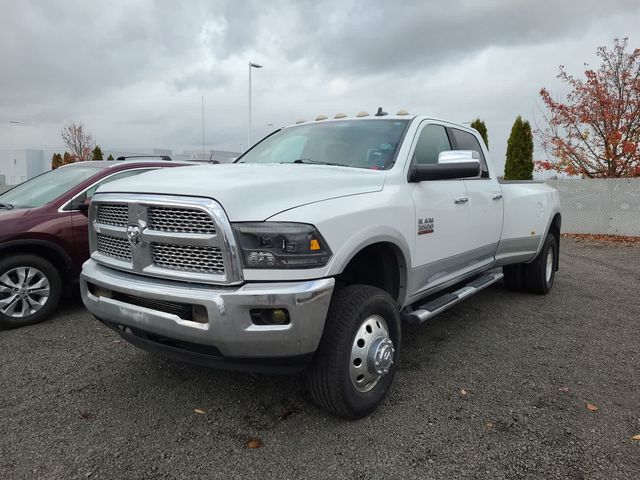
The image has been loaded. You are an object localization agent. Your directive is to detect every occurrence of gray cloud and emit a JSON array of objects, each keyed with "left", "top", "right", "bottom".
[{"left": 1, "top": 0, "right": 639, "bottom": 174}]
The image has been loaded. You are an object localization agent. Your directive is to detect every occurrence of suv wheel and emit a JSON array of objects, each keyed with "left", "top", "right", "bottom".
[
  {"left": 306, "top": 285, "right": 401, "bottom": 419},
  {"left": 0, "top": 255, "right": 62, "bottom": 329}
]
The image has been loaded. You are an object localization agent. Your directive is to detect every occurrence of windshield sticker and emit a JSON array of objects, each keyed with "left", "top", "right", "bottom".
[{"left": 418, "top": 217, "right": 434, "bottom": 235}]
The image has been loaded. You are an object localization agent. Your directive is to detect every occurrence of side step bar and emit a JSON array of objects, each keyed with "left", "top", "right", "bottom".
[{"left": 402, "top": 271, "right": 504, "bottom": 325}]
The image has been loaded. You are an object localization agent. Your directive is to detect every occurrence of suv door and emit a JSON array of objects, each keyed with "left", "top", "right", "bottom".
[
  {"left": 406, "top": 122, "right": 472, "bottom": 299},
  {"left": 448, "top": 128, "right": 503, "bottom": 268}
]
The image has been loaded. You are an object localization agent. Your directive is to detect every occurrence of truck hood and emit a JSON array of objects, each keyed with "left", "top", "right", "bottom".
[{"left": 97, "top": 163, "right": 386, "bottom": 220}]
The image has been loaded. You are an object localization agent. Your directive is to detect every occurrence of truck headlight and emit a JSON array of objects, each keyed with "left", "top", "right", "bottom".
[{"left": 233, "top": 222, "right": 332, "bottom": 269}]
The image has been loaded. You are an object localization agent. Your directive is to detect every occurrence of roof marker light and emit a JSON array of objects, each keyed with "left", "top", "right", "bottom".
[
  {"left": 396, "top": 109, "right": 409, "bottom": 115},
  {"left": 295, "top": 119, "right": 306, "bottom": 124},
  {"left": 334, "top": 112, "right": 347, "bottom": 119},
  {"left": 315, "top": 115, "right": 328, "bottom": 121},
  {"left": 356, "top": 111, "right": 369, "bottom": 117}
]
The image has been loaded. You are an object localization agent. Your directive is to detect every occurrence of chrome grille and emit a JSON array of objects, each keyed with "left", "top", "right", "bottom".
[
  {"left": 90, "top": 194, "right": 241, "bottom": 285},
  {"left": 96, "top": 234, "right": 131, "bottom": 262},
  {"left": 96, "top": 203, "right": 128, "bottom": 227},
  {"left": 147, "top": 206, "right": 216, "bottom": 234},
  {"left": 152, "top": 243, "right": 224, "bottom": 274}
]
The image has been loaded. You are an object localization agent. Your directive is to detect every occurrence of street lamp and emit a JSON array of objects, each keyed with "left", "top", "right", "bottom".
[{"left": 247, "top": 61, "right": 263, "bottom": 151}]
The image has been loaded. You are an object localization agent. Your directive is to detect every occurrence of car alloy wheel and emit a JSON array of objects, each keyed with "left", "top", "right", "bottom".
[{"left": 0, "top": 266, "right": 51, "bottom": 318}]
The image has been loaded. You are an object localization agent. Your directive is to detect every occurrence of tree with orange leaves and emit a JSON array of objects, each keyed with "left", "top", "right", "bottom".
[{"left": 536, "top": 38, "right": 640, "bottom": 178}]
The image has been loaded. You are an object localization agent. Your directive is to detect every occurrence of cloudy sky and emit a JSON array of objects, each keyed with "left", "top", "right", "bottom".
[{"left": 1, "top": 0, "right": 639, "bottom": 174}]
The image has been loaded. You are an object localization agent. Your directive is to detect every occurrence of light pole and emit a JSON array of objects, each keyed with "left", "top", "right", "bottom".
[{"left": 247, "top": 61, "right": 263, "bottom": 151}]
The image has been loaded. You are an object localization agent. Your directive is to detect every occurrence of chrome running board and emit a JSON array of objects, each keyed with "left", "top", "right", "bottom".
[{"left": 402, "top": 271, "right": 504, "bottom": 325}]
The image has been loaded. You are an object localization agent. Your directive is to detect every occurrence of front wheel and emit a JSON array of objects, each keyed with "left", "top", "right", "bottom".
[
  {"left": 306, "top": 285, "right": 401, "bottom": 419},
  {"left": 0, "top": 255, "right": 62, "bottom": 329}
]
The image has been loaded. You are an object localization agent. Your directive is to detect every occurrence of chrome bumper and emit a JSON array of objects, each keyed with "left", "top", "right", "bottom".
[{"left": 80, "top": 259, "right": 334, "bottom": 360}]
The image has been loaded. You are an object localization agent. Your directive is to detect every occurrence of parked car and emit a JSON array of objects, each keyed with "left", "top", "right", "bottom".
[
  {"left": 0, "top": 159, "right": 190, "bottom": 328},
  {"left": 80, "top": 113, "right": 561, "bottom": 418}
]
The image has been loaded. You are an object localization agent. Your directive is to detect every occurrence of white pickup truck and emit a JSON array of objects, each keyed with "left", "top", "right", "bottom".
[{"left": 80, "top": 112, "right": 561, "bottom": 418}]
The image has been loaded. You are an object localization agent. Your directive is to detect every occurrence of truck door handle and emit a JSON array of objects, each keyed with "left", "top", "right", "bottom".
[
  {"left": 492, "top": 193, "right": 503, "bottom": 200},
  {"left": 454, "top": 196, "right": 469, "bottom": 204}
]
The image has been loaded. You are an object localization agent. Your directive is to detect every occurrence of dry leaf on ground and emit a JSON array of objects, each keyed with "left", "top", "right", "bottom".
[
  {"left": 246, "top": 437, "right": 263, "bottom": 449},
  {"left": 562, "top": 233, "right": 640, "bottom": 247},
  {"left": 460, "top": 389, "right": 468, "bottom": 396},
  {"left": 632, "top": 435, "right": 640, "bottom": 441},
  {"left": 193, "top": 408, "right": 206, "bottom": 415},
  {"left": 559, "top": 387, "right": 570, "bottom": 392},
  {"left": 586, "top": 403, "right": 598, "bottom": 412}
]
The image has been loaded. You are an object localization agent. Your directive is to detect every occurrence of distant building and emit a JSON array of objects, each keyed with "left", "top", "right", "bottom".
[
  {"left": 0, "top": 147, "right": 240, "bottom": 185},
  {"left": 174, "top": 149, "right": 240, "bottom": 163},
  {"left": 0, "top": 149, "right": 50, "bottom": 185}
]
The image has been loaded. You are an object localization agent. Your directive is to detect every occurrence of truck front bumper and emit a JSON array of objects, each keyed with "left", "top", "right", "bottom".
[{"left": 80, "top": 260, "right": 334, "bottom": 373}]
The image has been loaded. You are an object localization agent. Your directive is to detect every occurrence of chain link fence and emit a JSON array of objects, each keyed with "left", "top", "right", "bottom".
[{"left": 546, "top": 178, "right": 640, "bottom": 236}]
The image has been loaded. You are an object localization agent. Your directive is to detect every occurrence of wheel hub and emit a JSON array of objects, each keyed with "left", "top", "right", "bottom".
[
  {"left": 349, "top": 315, "right": 395, "bottom": 393},
  {"left": 369, "top": 337, "right": 395, "bottom": 375}
]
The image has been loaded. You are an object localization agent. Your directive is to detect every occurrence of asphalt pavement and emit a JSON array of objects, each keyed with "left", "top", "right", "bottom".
[{"left": 1, "top": 238, "right": 639, "bottom": 479}]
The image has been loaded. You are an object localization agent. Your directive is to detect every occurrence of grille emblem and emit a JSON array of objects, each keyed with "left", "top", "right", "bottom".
[{"left": 126, "top": 224, "right": 142, "bottom": 247}]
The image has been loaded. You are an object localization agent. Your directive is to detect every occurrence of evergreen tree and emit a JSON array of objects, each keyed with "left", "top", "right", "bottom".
[
  {"left": 107, "top": 154, "right": 114, "bottom": 161},
  {"left": 470, "top": 118, "right": 489, "bottom": 147},
  {"left": 51, "top": 153, "right": 63, "bottom": 169},
  {"left": 504, "top": 116, "right": 534, "bottom": 180},
  {"left": 92, "top": 145, "right": 104, "bottom": 160},
  {"left": 62, "top": 151, "right": 75, "bottom": 166}
]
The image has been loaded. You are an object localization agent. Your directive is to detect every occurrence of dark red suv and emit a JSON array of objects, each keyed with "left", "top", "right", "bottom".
[{"left": 0, "top": 159, "right": 190, "bottom": 328}]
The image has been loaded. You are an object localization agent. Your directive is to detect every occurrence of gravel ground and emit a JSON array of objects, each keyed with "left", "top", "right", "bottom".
[{"left": 1, "top": 238, "right": 639, "bottom": 480}]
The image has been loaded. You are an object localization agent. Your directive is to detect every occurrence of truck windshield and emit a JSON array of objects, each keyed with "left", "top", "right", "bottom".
[
  {"left": 0, "top": 166, "right": 101, "bottom": 209},
  {"left": 237, "top": 119, "right": 410, "bottom": 170}
]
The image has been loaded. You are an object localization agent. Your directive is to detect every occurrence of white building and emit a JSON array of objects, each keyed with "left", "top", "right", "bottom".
[
  {"left": 0, "top": 147, "right": 240, "bottom": 185},
  {"left": 0, "top": 148, "right": 51, "bottom": 185}
]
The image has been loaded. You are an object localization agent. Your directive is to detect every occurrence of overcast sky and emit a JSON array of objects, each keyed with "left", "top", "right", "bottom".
[{"left": 1, "top": 0, "right": 639, "bottom": 174}]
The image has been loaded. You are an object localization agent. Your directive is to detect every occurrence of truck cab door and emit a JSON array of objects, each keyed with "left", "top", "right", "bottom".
[
  {"left": 448, "top": 127, "right": 503, "bottom": 267},
  {"left": 406, "top": 123, "right": 472, "bottom": 299}
]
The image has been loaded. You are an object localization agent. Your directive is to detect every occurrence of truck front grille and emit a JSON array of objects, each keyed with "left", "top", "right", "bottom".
[
  {"left": 151, "top": 243, "right": 224, "bottom": 274},
  {"left": 148, "top": 206, "right": 216, "bottom": 234},
  {"left": 96, "top": 203, "right": 128, "bottom": 227},
  {"left": 96, "top": 234, "right": 132, "bottom": 261},
  {"left": 90, "top": 194, "right": 241, "bottom": 285}
]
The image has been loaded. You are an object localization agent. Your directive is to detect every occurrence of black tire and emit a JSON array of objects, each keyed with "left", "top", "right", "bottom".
[
  {"left": 0, "top": 254, "right": 62, "bottom": 329},
  {"left": 503, "top": 264, "right": 524, "bottom": 291},
  {"left": 306, "top": 284, "right": 401, "bottom": 419},
  {"left": 522, "top": 233, "right": 557, "bottom": 295}
]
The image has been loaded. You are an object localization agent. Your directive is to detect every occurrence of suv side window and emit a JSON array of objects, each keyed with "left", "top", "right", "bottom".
[
  {"left": 413, "top": 124, "right": 451, "bottom": 165},
  {"left": 84, "top": 169, "right": 155, "bottom": 200},
  {"left": 69, "top": 168, "right": 155, "bottom": 209},
  {"left": 449, "top": 128, "right": 489, "bottom": 178}
]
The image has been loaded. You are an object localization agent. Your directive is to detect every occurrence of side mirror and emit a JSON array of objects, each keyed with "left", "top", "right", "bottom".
[
  {"left": 69, "top": 197, "right": 90, "bottom": 214},
  {"left": 409, "top": 150, "right": 481, "bottom": 182}
]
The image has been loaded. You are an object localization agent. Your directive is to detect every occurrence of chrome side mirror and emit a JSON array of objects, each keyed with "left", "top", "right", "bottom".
[{"left": 409, "top": 150, "right": 481, "bottom": 182}]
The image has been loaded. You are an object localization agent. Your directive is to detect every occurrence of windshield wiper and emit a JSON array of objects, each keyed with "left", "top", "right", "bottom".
[
  {"left": 290, "top": 158, "right": 349, "bottom": 167},
  {"left": 0, "top": 202, "right": 14, "bottom": 210}
]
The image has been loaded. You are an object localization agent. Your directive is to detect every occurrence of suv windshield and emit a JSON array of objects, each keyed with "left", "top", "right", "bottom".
[
  {"left": 237, "top": 119, "right": 410, "bottom": 170},
  {"left": 0, "top": 166, "right": 102, "bottom": 209}
]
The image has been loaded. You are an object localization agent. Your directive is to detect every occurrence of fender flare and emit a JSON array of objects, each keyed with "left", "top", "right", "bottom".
[
  {"left": 326, "top": 226, "right": 411, "bottom": 305},
  {"left": 0, "top": 239, "right": 75, "bottom": 276}
]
